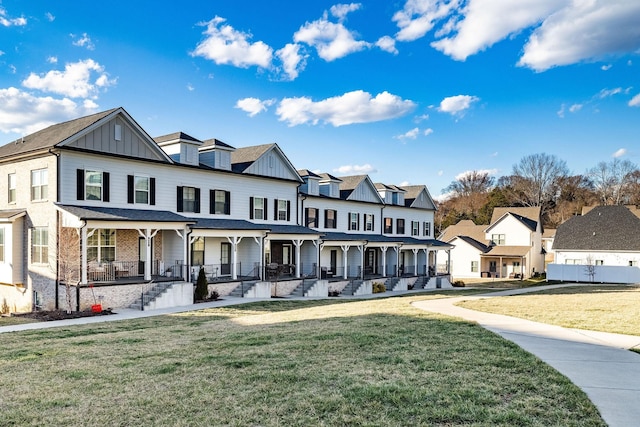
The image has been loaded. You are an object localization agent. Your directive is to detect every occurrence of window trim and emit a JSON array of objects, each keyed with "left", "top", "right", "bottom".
[
  {"left": 250, "top": 196, "right": 267, "bottom": 220},
  {"left": 31, "top": 169, "right": 48, "bottom": 201},
  {"left": 471, "top": 260, "right": 478, "bottom": 272},
  {"left": 365, "top": 214, "right": 374, "bottom": 232},
  {"left": 32, "top": 226, "right": 49, "bottom": 264},
  {"left": 210, "top": 189, "right": 231, "bottom": 215},
  {"left": 87, "top": 228, "right": 116, "bottom": 263},
  {"left": 324, "top": 209, "right": 336, "bottom": 229},
  {"left": 8, "top": 173, "right": 16, "bottom": 204},
  {"left": 396, "top": 218, "right": 405, "bottom": 235},
  {"left": 383, "top": 217, "right": 393, "bottom": 234},
  {"left": 423, "top": 221, "right": 431, "bottom": 237},
  {"left": 411, "top": 221, "right": 419, "bottom": 236},
  {"left": 177, "top": 186, "right": 201, "bottom": 213},
  {"left": 305, "top": 207, "right": 318, "bottom": 228},
  {"left": 0, "top": 228, "right": 4, "bottom": 263}
]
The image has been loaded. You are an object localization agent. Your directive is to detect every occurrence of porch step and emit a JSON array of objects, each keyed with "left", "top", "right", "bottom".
[
  {"left": 290, "top": 279, "right": 316, "bottom": 297},
  {"left": 129, "top": 282, "right": 173, "bottom": 310},
  {"left": 412, "top": 276, "right": 429, "bottom": 290},
  {"left": 341, "top": 279, "right": 363, "bottom": 296},
  {"left": 229, "top": 281, "right": 258, "bottom": 298},
  {"left": 384, "top": 277, "right": 400, "bottom": 291}
]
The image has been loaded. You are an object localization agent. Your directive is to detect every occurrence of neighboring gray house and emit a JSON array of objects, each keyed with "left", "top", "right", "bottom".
[{"left": 548, "top": 205, "right": 640, "bottom": 283}]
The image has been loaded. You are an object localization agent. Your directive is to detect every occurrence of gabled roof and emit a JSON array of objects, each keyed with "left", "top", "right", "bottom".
[
  {"left": 374, "top": 183, "right": 406, "bottom": 192},
  {"left": 201, "top": 138, "right": 235, "bottom": 150},
  {"left": 298, "top": 169, "right": 321, "bottom": 179},
  {"left": 490, "top": 207, "right": 540, "bottom": 225},
  {"left": 454, "top": 235, "right": 490, "bottom": 253},
  {"left": 484, "top": 245, "right": 531, "bottom": 257},
  {"left": 318, "top": 173, "right": 342, "bottom": 182},
  {"left": 439, "top": 220, "right": 487, "bottom": 244},
  {"left": 553, "top": 205, "right": 640, "bottom": 251},
  {"left": 231, "top": 143, "right": 273, "bottom": 172},
  {"left": 402, "top": 185, "right": 437, "bottom": 210},
  {"left": 0, "top": 108, "right": 118, "bottom": 159},
  {"left": 0, "top": 209, "right": 27, "bottom": 221},
  {"left": 338, "top": 175, "right": 384, "bottom": 203}
]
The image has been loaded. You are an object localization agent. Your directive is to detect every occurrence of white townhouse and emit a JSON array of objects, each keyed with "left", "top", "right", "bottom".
[
  {"left": 439, "top": 207, "right": 545, "bottom": 280},
  {"left": 0, "top": 107, "right": 451, "bottom": 313}
]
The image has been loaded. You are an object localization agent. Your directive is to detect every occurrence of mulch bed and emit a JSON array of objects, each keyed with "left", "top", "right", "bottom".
[{"left": 12, "top": 308, "right": 114, "bottom": 322}]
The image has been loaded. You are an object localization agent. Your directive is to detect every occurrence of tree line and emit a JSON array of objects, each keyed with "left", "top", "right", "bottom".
[{"left": 435, "top": 153, "right": 640, "bottom": 234}]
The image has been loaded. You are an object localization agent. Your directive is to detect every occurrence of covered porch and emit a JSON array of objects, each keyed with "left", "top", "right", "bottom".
[{"left": 480, "top": 246, "right": 529, "bottom": 279}]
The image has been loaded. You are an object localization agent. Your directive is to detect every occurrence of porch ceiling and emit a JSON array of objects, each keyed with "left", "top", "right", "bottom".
[{"left": 56, "top": 204, "right": 194, "bottom": 230}]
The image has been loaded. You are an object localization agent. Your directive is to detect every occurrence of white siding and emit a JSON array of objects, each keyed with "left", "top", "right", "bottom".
[
  {"left": 348, "top": 181, "right": 381, "bottom": 203},
  {"left": 245, "top": 151, "right": 299, "bottom": 181},
  {"left": 383, "top": 205, "right": 435, "bottom": 239},
  {"left": 555, "top": 250, "right": 640, "bottom": 267},
  {"left": 448, "top": 237, "right": 482, "bottom": 279},
  {"left": 301, "top": 197, "right": 382, "bottom": 234},
  {"left": 486, "top": 216, "right": 532, "bottom": 246}
]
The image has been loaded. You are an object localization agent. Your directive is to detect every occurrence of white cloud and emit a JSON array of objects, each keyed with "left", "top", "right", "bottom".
[
  {"left": 519, "top": 1, "right": 640, "bottom": 71},
  {"left": 71, "top": 33, "right": 95, "bottom": 50},
  {"left": 393, "top": 0, "right": 459, "bottom": 42},
  {"left": 612, "top": 148, "right": 627, "bottom": 158},
  {"left": 598, "top": 87, "right": 624, "bottom": 98},
  {"left": 47, "top": 56, "right": 57, "bottom": 64},
  {"left": 0, "top": 7, "right": 27, "bottom": 27},
  {"left": 629, "top": 93, "right": 640, "bottom": 107},
  {"left": 399, "top": 180, "right": 411, "bottom": 186},
  {"left": 22, "top": 59, "right": 115, "bottom": 99},
  {"left": 192, "top": 16, "right": 273, "bottom": 68},
  {"left": 275, "top": 43, "right": 307, "bottom": 81},
  {"left": 601, "top": 64, "right": 612, "bottom": 70},
  {"left": 0, "top": 50, "right": 4, "bottom": 56},
  {"left": 294, "top": 10, "right": 370, "bottom": 61},
  {"left": 490, "top": 152, "right": 498, "bottom": 157},
  {"left": 375, "top": 36, "right": 398, "bottom": 54},
  {"left": 423, "top": 128, "right": 434, "bottom": 136},
  {"left": 569, "top": 103, "right": 583, "bottom": 113},
  {"left": 333, "top": 164, "right": 377, "bottom": 174},
  {"left": 186, "top": 83, "right": 195, "bottom": 92},
  {"left": 437, "top": 94, "right": 479, "bottom": 115},
  {"left": 330, "top": 3, "right": 362, "bottom": 21},
  {"left": 45, "top": 12, "right": 55, "bottom": 22},
  {"left": 431, "top": 0, "right": 565, "bottom": 61},
  {"left": 0, "top": 87, "right": 99, "bottom": 134},
  {"left": 435, "top": 191, "right": 453, "bottom": 202},
  {"left": 395, "top": 127, "right": 420, "bottom": 140},
  {"left": 276, "top": 90, "right": 415, "bottom": 127},
  {"left": 454, "top": 168, "right": 498, "bottom": 181},
  {"left": 235, "top": 97, "right": 276, "bottom": 117},
  {"left": 414, "top": 113, "right": 429, "bottom": 122}
]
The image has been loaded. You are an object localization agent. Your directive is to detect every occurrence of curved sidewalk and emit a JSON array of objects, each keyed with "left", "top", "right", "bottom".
[{"left": 412, "top": 284, "right": 640, "bottom": 427}]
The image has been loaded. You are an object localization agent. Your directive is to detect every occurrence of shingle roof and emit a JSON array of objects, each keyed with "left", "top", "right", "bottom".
[
  {"left": 0, "top": 108, "right": 118, "bottom": 160},
  {"left": 318, "top": 173, "right": 342, "bottom": 182},
  {"left": 439, "top": 220, "right": 487, "bottom": 244},
  {"left": 490, "top": 206, "right": 540, "bottom": 225},
  {"left": 153, "top": 132, "right": 201, "bottom": 144},
  {"left": 201, "top": 138, "right": 235, "bottom": 150},
  {"left": 484, "top": 245, "right": 531, "bottom": 257},
  {"left": 454, "top": 235, "right": 490, "bottom": 252},
  {"left": 338, "top": 175, "right": 367, "bottom": 199},
  {"left": 230, "top": 143, "right": 274, "bottom": 172},
  {"left": 298, "top": 169, "right": 321, "bottom": 178},
  {"left": 553, "top": 205, "right": 640, "bottom": 251},
  {"left": 401, "top": 185, "right": 425, "bottom": 201},
  {"left": 57, "top": 205, "right": 192, "bottom": 222},
  {"left": 0, "top": 209, "right": 26, "bottom": 220}
]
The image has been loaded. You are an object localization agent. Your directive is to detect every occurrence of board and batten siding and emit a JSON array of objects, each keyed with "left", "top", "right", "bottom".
[
  {"left": 66, "top": 117, "right": 166, "bottom": 161},
  {"left": 347, "top": 181, "right": 381, "bottom": 203},
  {"left": 244, "top": 151, "right": 300, "bottom": 181}
]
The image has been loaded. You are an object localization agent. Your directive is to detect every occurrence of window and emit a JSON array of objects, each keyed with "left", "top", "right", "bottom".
[
  {"left": 275, "top": 199, "right": 290, "bottom": 221},
  {"left": 324, "top": 209, "right": 336, "bottom": 229},
  {"left": 595, "top": 260, "right": 604, "bottom": 266},
  {"left": 31, "top": 169, "right": 48, "bottom": 201},
  {"left": 629, "top": 261, "right": 638, "bottom": 267},
  {"left": 250, "top": 197, "right": 267, "bottom": 220},
  {"left": 384, "top": 217, "right": 393, "bottom": 234},
  {"left": 177, "top": 186, "right": 200, "bottom": 213},
  {"left": 471, "top": 261, "right": 478, "bottom": 272},
  {"left": 489, "top": 260, "right": 497, "bottom": 272},
  {"left": 127, "top": 175, "right": 155, "bottom": 205},
  {"left": 32, "top": 227, "right": 48, "bottom": 264},
  {"left": 365, "top": 214, "right": 374, "bottom": 231},
  {"left": 87, "top": 229, "right": 115, "bottom": 262},
  {"left": 491, "top": 234, "right": 505, "bottom": 245},
  {"left": 0, "top": 228, "right": 4, "bottom": 262},
  {"left": 77, "top": 169, "right": 110, "bottom": 202},
  {"left": 423, "top": 222, "right": 431, "bottom": 237},
  {"left": 210, "top": 190, "right": 230, "bottom": 215},
  {"left": 191, "top": 237, "right": 205, "bottom": 266},
  {"left": 305, "top": 208, "right": 318, "bottom": 227},
  {"left": 396, "top": 218, "right": 405, "bottom": 234},
  {"left": 348, "top": 212, "right": 359, "bottom": 231},
  {"left": 411, "top": 221, "right": 419, "bottom": 236},
  {"left": 8, "top": 173, "right": 16, "bottom": 203},
  {"left": 565, "top": 259, "right": 581, "bottom": 265}
]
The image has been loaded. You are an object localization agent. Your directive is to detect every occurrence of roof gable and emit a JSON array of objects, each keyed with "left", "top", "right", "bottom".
[
  {"left": 339, "top": 175, "right": 384, "bottom": 203},
  {"left": 553, "top": 205, "right": 640, "bottom": 251},
  {"left": 490, "top": 206, "right": 540, "bottom": 225},
  {"left": 439, "top": 220, "right": 487, "bottom": 244},
  {"left": 402, "top": 185, "right": 436, "bottom": 209},
  {"left": 231, "top": 143, "right": 302, "bottom": 182}
]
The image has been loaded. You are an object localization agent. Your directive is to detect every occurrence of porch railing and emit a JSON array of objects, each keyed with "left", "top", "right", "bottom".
[{"left": 87, "top": 260, "right": 185, "bottom": 282}]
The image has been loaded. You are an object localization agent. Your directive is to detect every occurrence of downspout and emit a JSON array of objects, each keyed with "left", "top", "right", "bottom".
[
  {"left": 299, "top": 193, "right": 306, "bottom": 226},
  {"left": 296, "top": 184, "right": 303, "bottom": 226},
  {"left": 77, "top": 220, "right": 87, "bottom": 312},
  {"left": 50, "top": 149, "right": 61, "bottom": 310}
]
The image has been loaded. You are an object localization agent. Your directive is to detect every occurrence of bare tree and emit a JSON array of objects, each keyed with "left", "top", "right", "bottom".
[
  {"left": 445, "top": 170, "right": 495, "bottom": 198},
  {"left": 587, "top": 158, "right": 638, "bottom": 205},
  {"left": 511, "top": 153, "right": 569, "bottom": 211},
  {"left": 58, "top": 227, "right": 81, "bottom": 314}
]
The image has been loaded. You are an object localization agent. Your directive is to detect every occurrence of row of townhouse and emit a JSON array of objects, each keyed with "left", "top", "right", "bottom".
[{"left": 0, "top": 107, "right": 452, "bottom": 313}]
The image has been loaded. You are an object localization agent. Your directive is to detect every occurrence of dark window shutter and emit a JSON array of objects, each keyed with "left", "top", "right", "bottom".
[
  {"left": 348, "top": 212, "right": 351, "bottom": 230},
  {"left": 263, "top": 198, "right": 268, "bottom": 220},
  {"left": 103, "top": 172, "right": 110, "bottom": 202},
  {"left": 150, "top": 178, "right": 156, "bottom": 205},
  {"left": 194, "top": 188, "right": 201, "bottom": 213},
  {"left": 286, "top": 200, "right": 290, "bottom": 221},
  {"left": 76, "top": 169, "right": 84, "bottom": 200},
  {"left": 304, "top": 208, "right": 309, "bottom": 226},
  {"left": 127, "top": 175, "right": 134, "bottom": 204},
  {"left": 249, "top": 197, "right": 254, "bottom": 219},
  {"left": 177, "top": 186, "right": 184, "bottom": 212},
  {"left": 209, "top": 190, "right": 215, "bottom": 214},
  {"left": 371, "top": 215, "right": 374, "bottom": 231},
  {"left": 324, "top": 210, "right": 328, "bottom": 228},
  {"left": 274, "top": 199, "right": 278, "bottom": 220},
  {"left": 357, "top": 213, "right": 360, "bottom": 230},
  {"left": 224, "top": 191, "right": 230, "bottom": 215}
]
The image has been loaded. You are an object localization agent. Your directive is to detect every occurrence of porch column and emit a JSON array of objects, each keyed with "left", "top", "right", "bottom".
[
  {"left": 253, "top": 236, "right": 263, "bottom": 280},
  {"left": 174, "top": 228, "right": 189, "bottom": 281},
  {"left": 80, "top": 226, "right": 88, "bottom": 285},
  {"left": 447, "top": 250, "right": 451, "bottom": 275},
  {"left": 293, "top": 239, "right": 303, "bottom": 278},
  {"left": 381, "top": 246, "right": 388, "bottom": 277},
  {"left": 227, "top": 236, "right": 243, "bottom": 280},
  {"left": 358, "top": 245, "right": 364, "bottom": 279},
  {"left": 313, "top": 239, "right": 321, "bottom": 278},
  {"left": 423, "top": 248, "right": 429, "bottom": 276},
  {"left": 394, "top": 247, "right": 400, "bottom": 277},
  {"left": 412, "top": 248, "right": 419, "bottom": 276},
  {"left": 138, "top": 228, "right": 159, "bottom": 281},
  {"left": 434, "top": 250, "right": 438, "bottom": 275},
  {"left": 340, "top": 245, "right": 350, "bottom": 279}
]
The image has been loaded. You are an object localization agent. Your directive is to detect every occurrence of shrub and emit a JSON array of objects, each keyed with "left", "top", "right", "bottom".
[
  {"left": 209, "top": 290, "right": 220, "bottom": 300},
  {"left": 372, "top": 282, "right": 386, "bottom": 293},
  {"left": 194, "top": 268, "right": 209, "bottom": 301},
  {"left": 452, "top": 280, "right": 465, "bottom": 287}
]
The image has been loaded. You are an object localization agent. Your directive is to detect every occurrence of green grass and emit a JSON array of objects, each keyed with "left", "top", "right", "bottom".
[
  {"left": 0, "top": 294, "right": 605, "bottom": 426},
  {"left": 458, "top": 285, "right": 640, "bottom": 336},
  {"left": 0, "top": 315, "right": 37, "bottom": 326}
]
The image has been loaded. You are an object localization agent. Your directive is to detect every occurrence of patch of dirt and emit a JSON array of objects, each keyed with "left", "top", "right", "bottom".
[{"left": 12, "top": 308, "right": 114, "bottom": 322}]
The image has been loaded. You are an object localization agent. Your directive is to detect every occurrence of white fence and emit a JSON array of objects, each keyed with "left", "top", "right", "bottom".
[{"left": 547, "top": 263, "right": 640, "bottom": 284}]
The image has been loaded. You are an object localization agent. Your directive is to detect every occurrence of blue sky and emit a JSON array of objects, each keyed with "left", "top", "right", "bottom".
[{"left": 1, "top": 1, "right": 639, "bottom": 198}]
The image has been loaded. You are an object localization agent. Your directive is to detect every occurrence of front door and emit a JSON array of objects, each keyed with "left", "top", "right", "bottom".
[
  {"left": 330, "top": 250, "right": 337, "bottom": 274},
  {"left": 365, "top": 248, "right": 377, "bottom": 276},
  {"left": 138, "top": 237, "right": 152, "bottom": 275},
  {"left": 220, "top": 242, "right": 231, "bottom": 275}
]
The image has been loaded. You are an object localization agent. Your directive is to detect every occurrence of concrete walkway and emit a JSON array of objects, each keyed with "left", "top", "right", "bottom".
[
  {"left": 2, "top": 284, "right": 639, "bottom": 426},
  {"left": 412, "top": 284, "right": 640, "bottom": 427}
]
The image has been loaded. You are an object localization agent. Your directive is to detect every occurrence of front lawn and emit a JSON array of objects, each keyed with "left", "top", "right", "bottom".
[{"left": 0, "top": 294, "right": 605, "bottom": 426}]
